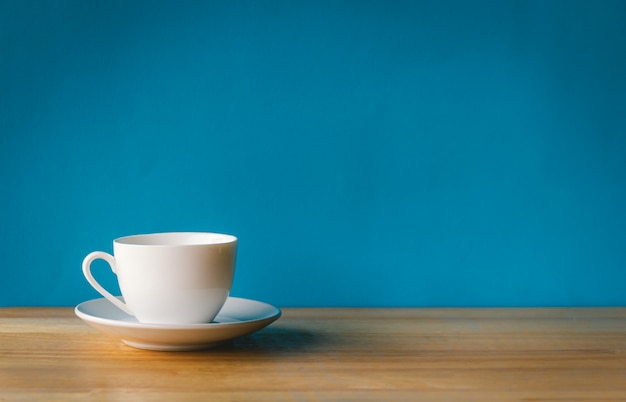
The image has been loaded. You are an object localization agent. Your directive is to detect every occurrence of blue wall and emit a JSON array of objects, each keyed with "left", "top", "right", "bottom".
[{"left": 1, "top": 0, "right": 625, "bottom": 307}]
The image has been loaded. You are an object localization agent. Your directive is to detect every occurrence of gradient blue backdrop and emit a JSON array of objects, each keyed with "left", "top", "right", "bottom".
[{"left": 1, "top": 0, "right": 625, "bottom": 307}]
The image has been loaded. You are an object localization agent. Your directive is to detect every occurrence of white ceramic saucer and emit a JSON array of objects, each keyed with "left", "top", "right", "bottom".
[{"left": 75, "top": 297, "right": 281, "bottom": 351}]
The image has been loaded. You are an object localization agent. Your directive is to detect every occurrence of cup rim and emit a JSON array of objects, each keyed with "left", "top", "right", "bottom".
[{"left": 114, "top": 232, "right": 237, "bottom": 247}]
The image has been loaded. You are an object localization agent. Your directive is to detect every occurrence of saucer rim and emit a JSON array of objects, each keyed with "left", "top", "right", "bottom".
[{"left": 74, "top": 296, "right": 282, "bottom": 330}]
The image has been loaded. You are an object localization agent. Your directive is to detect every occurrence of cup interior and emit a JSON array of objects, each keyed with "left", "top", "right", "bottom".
[{"left": 115, "top": 232, "right": 237, "bottom": 246}]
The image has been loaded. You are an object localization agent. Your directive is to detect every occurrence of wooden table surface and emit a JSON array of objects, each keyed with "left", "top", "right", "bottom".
[{"left": 1, "top": 307, "right": 625, "bottom": 401}]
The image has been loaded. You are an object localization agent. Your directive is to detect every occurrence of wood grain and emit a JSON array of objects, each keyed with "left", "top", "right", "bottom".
[{"left": 1, "top": 307, "right": 625, "bottom": 401}]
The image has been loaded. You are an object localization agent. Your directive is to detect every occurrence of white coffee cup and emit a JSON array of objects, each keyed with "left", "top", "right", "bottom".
[{"left": 82, "top": 232, "right": 237, "bottom": 325}]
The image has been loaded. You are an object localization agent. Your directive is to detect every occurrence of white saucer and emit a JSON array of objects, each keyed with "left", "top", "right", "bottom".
[{"left": 75, "top": 297, "right": 281, "bottom": 351}]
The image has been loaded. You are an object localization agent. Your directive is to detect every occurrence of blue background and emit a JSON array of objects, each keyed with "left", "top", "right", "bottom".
[{"left": 1, "top": 0, "right": 625, "bottom": 307}]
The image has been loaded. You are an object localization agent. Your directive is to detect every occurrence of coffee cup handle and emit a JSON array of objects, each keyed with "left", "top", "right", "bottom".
[{"left": 82, "top": 251, "right": 133, "bottom": 316}]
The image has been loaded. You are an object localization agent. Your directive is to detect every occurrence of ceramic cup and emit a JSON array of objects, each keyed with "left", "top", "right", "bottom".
[{"left": 82, "top": 232, "right": 237, "bottom": 325}]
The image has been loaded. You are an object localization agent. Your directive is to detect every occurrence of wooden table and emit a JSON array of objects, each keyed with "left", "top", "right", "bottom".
[{"left": 1, "top": 307, "right": 625, "bottom": 401}]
